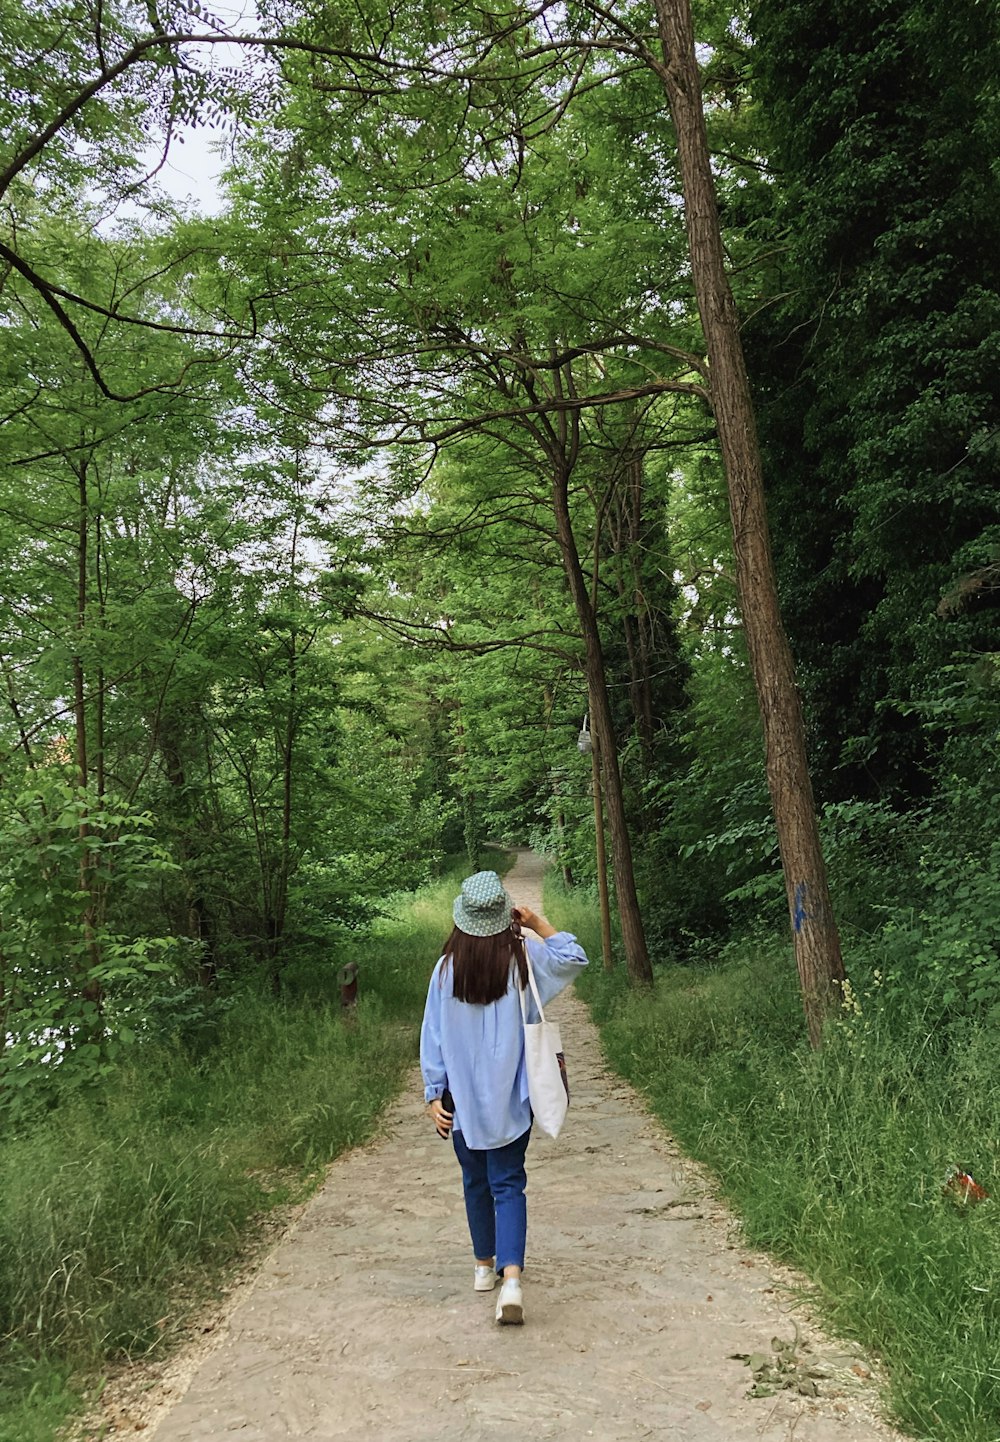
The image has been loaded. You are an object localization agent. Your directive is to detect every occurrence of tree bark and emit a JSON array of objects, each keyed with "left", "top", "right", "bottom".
[
  {"left": 94, "top": 472, "right": 107, "bottom": 803},
  {"left": 652, "top": 0, "right": 846, "bottom": 1045},
  {"left": 73, "top": 457, "right": 103, "bottom": 1018},
  {"left": 611, "top": 455, "right": 657, "bottom": 770},
  {"left": 73, "top": 460, "right": 89, "bottom": 792},
  {"left": 588, "top": 708, "right": 615, "bottom": 971},
  {"left": 552, "top": 460, "right": 653, "bottom": 986},
  {"left": 157, "top": 719, "right": 220, "bottom": 986},
  {"left": 269, "top": 498, "right": 306, "bottom": 994}
]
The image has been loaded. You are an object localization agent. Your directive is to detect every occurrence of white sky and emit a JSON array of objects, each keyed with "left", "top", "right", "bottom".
[
  {"left": 153, "top": 133, "right": 230, "bottom": 214},
  {"left": 140, "top": 0, "right": 262, "bottom": 216}
]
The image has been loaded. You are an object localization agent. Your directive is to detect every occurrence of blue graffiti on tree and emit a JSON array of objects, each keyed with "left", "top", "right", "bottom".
[{"left": 793, "top": 881, "right": 809, "bottom": 933}]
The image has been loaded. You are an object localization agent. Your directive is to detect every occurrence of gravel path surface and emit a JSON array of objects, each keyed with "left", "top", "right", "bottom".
[{"left": 106, "top": 851, "right": 903, "bottom": 1442}]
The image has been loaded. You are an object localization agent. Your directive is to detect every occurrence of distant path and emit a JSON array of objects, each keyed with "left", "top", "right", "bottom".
[{"left": 112, "top": 850, "right": 901, "bottom": 1442}]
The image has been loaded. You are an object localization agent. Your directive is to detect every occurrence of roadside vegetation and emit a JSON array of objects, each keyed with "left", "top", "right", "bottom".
[
  {"left": 554, "top": 796, "right": 1000, "bottom": 1442},
  {"left": 0, "top": 856, "right": 488, "bottom": 1442}
]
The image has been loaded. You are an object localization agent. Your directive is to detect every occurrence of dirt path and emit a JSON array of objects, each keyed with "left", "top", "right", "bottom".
[{"left": 116, "top": 852, "right": 903, "bottom": 1442}]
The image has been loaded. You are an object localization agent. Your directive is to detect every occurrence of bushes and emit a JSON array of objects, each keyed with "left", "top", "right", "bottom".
[
  {"left": 0, "top": 781, "right": 190, "bottom": 1124},
  {"left": 870, "top": 839, "right": 1000, "bottom": 1027}
]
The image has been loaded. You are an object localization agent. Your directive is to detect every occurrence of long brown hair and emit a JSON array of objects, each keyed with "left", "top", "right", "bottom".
[{"left": 440, "top": 925, "right": 528, "bottom": 1004}]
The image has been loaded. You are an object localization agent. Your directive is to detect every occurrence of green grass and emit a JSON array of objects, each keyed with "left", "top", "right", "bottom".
[
  {"left": 0, "top": 857, "right": 492, "bottom": 1442},
  {"left": 552, "top": 880, "right": 1000, "bottom": 1442},
  {"left": 543, "top": 876, "right": 608, "bottom": 971},
  {"left": 0, "top": 1353, "right": 79, "bottom": 1442}
]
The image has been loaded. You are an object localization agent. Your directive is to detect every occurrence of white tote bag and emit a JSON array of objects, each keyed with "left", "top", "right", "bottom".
[{"left": 518, "top": 952, "right": 569, "bottom": 1139}]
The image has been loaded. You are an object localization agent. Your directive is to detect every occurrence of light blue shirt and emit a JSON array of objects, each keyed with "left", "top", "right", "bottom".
[{"left": 420, "top": 931, "right": 589, "bottom": 1150}]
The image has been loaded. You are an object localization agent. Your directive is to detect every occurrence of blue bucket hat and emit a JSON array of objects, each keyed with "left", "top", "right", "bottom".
[{"left": 453, "top": 870, "right": 513, "bottom": 937}]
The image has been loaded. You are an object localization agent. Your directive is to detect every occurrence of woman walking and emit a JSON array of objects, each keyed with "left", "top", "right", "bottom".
[{"left": 420, "top": 869, "right": 588, "bottom": 1325}]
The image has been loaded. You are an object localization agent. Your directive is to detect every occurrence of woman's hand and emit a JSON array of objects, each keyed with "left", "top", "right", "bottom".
[
  {"left": 513, "top": 904, "right": 557, "bottom": 939},
  {"left": 429, "top": 1097, "right": 453, "bottom": 1138}
]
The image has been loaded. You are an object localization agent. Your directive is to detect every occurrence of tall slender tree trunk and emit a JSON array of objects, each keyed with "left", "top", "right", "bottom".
[
  {"left": 73, "top": 458, "right": 103, "bottom": 1018},
  {"left": 627, "top": 457, "right": 659, "bottom": 758},
  {"left": 587, "top": 496, "right": 619, "bottom": 964},
  {"left": 93, "top": 475, "right": 107, "bottom": 803},
  {"left": 276, "top": 628, "right": 296, "bottom": 931},
  {"left": 612, "top": 455, "right": 656, "bottom": 770},
  {"left": 588, "top": 707, "right": 615, "bottom": 971},
  {"left": 651, "top": 0, "right": 845, "bottom": 1045},
  {"left": 545, "top": 683, "right": 574, "bottom": 886},
  {"left": 552, "top": 461, "right": 653, "bottom": 986},
  {"left": 269, "top": 495, "right": 306, "bottom": 994},
  {"left": 73, "top": 461, "right": 89, "bottom": 792},
  {"left": 157, "top": 719, "right": 220, "bottom": 986}
]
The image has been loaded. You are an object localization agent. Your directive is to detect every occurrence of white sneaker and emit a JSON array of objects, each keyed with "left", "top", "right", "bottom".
[
  {"left": 474, "top": 1265, "right": 497, "bottom": 1292},
  {"left": 495, "top": 1277, "right": 524, "bottom": 1325}
]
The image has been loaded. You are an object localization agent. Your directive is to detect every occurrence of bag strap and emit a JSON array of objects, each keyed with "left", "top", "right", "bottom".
[{"left": 516, "top": 946, "right": 546, "bottom": 1023}]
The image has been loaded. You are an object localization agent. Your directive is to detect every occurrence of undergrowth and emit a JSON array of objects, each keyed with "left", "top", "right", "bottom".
[{"left": 0, "top": 852, "right": 498, "bottom": 1442}]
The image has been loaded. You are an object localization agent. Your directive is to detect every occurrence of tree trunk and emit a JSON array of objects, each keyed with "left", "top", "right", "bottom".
[
  {"left": 158, "top": 721, "right": 220, "bottom": 986},
  {"left": 555, "top": 802, "right": 575, "bottom": 888},
  {"left": 652, "top": 0, "right": 845, "bottom": 1045},
  {"left": 589, "top": 708, "right": 615, "bottom": 971},
  {"left": 627, "top": 457, "right": 658, "bottom": 761},
  {"left": 552, "top": 463, "right": 653, "bottom": 986},
  {"left": 74, "top": 458, "right": 103, "bottom": 1018},
  {"left": 269, "top": 499, "right": 305, "bottom": 994},
  {"left": 274, "top": 628, "right": 296, "bottom": 949},
  {"left": 612, "top": 455, "right": 656, "bottom": 770},
  {"left": 94, "top": 477, "right": 107, "bottom": 803},
  {"left": 73, "top": 461, "right": 89, "bottom": 792}
]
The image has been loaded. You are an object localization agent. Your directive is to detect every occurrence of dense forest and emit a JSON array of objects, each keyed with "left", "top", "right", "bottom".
[{"left": 2, "top": 0, "right": 999, "bottom": 1438}]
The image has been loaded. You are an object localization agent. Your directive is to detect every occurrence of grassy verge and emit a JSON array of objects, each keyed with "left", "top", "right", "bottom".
[
  {"left": 543, "top": 877, "right": 607, "bottom": 972},
  {"left": 547, "top": 878, "right": 1000, "bottom": 1442},
  {"left": 0, "top": 854, "right": 498, "bottom": 1442}
]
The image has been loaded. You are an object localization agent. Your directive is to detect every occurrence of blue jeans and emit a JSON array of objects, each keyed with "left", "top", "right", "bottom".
[{"left": 452, "top": 1127, "right": 531, "bottom": 1273}]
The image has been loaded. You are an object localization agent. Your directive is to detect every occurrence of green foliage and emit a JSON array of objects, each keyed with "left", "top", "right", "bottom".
[
  {"left": 870, "top": 840, "right": 1000, "bottom": 1027},
  {"left": 629, "top": 613, "right": 779, "bottom": 951},
  {"left": 0, "top": 212, "right": 457, "bottom": 1014},
  {"left": 0, "top": 779, "right": 187, "bottom": 1121},
  {"left": 5, "top": 5, "right": 1000, "bottom": 1434},
  {"left": 0, "top": 1352, "right": 78, "bottom": 1442},
  {"left": 227, "top": 18, "right": 702, "bottom": 918},
  {"left": 747, "top": 0, "right": 1000, "bottom": 799}
]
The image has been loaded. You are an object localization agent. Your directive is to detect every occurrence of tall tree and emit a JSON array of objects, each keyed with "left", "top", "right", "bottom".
[{"left": 631, "top": 0, "right": 847, "bottom": 1042}]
